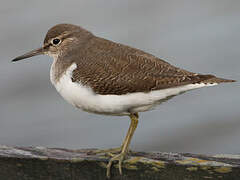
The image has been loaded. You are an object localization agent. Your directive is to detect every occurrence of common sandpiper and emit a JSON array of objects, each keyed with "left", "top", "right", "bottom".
[{"left": 12, "top": 24, "right": 235, "bottom": 178}]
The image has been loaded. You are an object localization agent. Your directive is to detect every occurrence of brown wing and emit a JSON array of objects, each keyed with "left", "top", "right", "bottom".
[{"left": 71, "top": 37, "right": 230, "bottom": 95}]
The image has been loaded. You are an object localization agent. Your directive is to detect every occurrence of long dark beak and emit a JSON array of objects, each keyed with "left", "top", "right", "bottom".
[{"left": 11, "top": 47, "right": 46, "bottom": 62}]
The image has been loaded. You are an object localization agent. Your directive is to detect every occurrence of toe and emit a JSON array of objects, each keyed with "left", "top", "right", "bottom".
[
  {"left": 106, "top": 152, "right": 127, "bottom": 178},
  {"left": 119, "top": 160, "right": 122, "bottom": 175}
]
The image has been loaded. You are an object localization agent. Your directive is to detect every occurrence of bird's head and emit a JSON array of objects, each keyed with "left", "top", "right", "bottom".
[{"left": 12, "top": 24, "right": 93, "bottom": 62}]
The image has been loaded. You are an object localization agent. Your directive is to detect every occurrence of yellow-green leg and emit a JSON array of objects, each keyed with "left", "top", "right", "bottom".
[{"left": 106, "top": 113, "right": 139, "bottom": 178}]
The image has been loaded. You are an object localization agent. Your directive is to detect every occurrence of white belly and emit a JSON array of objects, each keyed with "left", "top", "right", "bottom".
[{"left": 51, "top": 63, "right": 217, "bottom": 116}]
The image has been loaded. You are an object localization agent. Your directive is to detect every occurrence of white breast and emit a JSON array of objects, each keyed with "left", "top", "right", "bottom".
[{"left": 50, "top": 63, "right": 217, "bottom": 116}]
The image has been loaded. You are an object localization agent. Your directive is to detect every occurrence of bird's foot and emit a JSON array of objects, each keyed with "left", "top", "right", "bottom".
[{"left": 106, "top": 151, "right": 127, "bottom": 178}]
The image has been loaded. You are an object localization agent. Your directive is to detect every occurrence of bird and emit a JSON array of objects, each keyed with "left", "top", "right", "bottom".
[{"left": 12, "top": 24, "right": 235, "bottom": 178}]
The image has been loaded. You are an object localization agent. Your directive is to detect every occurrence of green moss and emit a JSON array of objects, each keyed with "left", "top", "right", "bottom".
[
  {"left": 70, "top": 157, "right": 84, "bottom": 163},
  {"left": 98, "top": 162, "right": 107, "bottom": 168},
  {"left": 186, "top": 167, "right": 198, "bottom": 171},
  {"left": 214, "top": 167, "right": 232, "bottom": 173}
]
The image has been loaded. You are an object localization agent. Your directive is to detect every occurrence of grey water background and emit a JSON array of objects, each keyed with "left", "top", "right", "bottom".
[{"left": 1, "top": 0, "right": 239, "bottom": 154}]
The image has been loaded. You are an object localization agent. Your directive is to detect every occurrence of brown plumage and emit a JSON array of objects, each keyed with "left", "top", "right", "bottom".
[{"left": 44, "top": 24, "right": 235, "bottom": 95}]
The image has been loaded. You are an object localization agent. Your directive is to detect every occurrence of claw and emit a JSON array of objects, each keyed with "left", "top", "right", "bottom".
[
  {"left": 106, "top": 152, "right": 127, "bottom": 178},
  {"left": 119, "top": 157, "right": 123, "bottom": 175}
]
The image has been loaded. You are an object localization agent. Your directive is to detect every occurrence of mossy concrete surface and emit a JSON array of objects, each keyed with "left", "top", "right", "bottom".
[{"left": 0, "top": 145, "right": 239, "bottom": 180}]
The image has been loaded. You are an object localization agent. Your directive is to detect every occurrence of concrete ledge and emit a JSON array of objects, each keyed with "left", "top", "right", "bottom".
[{"left": 0, "top": 145, "right": 239, "bottom": 180}]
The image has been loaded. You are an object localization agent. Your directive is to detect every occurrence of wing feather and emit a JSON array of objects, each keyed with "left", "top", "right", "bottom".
[{"left": 71, "top": 37, "right": 217, "bottom": 95}]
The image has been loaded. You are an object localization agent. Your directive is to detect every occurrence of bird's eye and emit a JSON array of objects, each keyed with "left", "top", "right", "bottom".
[{"left": 52, "top": 38, "right": 61, "bottom": 45}]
